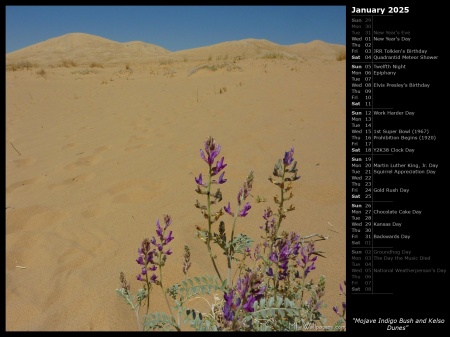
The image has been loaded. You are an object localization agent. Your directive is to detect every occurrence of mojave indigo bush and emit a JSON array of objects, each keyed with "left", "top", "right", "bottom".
[{"left": 116, "top": 136, "right": 346, "bottom": 331}]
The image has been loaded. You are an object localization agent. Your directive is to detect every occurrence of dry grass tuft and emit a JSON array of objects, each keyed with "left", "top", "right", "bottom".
[
  {"left": 336, "top": 50, "right": 346, "bottom": 61},
  {"left": 6, "top": 60, "right": 38, "bottom": 71},
  {"left": 36, "top": 68, "right": 47, "bottom": 78},
  {"left": 60, "top": 59, "right": 77, "bottom": 68},
  {"left": 90, "top": 62, "right": 104, "bottom": 68}
]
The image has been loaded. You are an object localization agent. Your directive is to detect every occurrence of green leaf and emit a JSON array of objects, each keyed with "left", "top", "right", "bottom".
[
  {"left": 261, "top": 309, "right": 267, "bottom": 319},
  {"left": 276, "top": 296, "right": 283, "bottom": 307},
  {"left": 228, "top": 234, "right": 254, "bottom": 255},
  {"left": 143, "top": 311, "right": 179, "bottom": 331}
]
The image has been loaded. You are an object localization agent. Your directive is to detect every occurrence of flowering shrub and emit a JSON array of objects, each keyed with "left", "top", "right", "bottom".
[{"left": 116, "top": 136, "right": 346, "bottom": 331}]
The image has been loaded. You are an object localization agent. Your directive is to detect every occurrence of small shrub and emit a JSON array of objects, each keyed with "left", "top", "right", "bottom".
[
  {"left": 36, "top": 68, "right": 47, "bottom": 78},
  {"left": 6, "top": 60, "right": 38, "bottom": 71},
  {"left": 90, "top": 62, "right": 104, "bottom": 68},
  {"left": 61, "top": 59, "right": 77, "bottom": 67},
  {"left": 159, "top": 58, "right": 174, "bottom": 66},
  {"left": 188, "top": 63, "right": 241, "bottom": 77},
  {"left": 336, "top": 50, "right": 346, "bottom": 61},
  {"left": 262, "top": 52, "right": 285, "bottom": 60},
  {"left": 71, "top": 69, "right": 97, "bottom": 75}
]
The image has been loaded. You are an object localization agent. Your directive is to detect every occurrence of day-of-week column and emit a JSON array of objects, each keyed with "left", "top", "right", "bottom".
[{"left": 349, "top": 14, "right": 374, "bottom": 294}]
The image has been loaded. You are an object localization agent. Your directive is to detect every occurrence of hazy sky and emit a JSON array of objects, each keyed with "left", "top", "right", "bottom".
[{"left": 5, "top": 6, "right": 346, "bottom": 53}]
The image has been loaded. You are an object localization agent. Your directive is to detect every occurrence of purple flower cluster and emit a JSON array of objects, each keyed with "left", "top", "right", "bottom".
[
  {"left": 224, "top": 201, "right": 251, "bottom": 218},
  {"left": 333, "top": 280, "right": 347, "bottom": 319},
  {"left": 196, "top": 136, "right": 227, "bottom": 186},
  {"left": 260, "top": 207, "right": 276, "bottom": 241},
  {"left": 306, "top": 275, "right": 326, "bottom": 314},
  {"left": 296, "top": 241, "right": 317, "bottom": 279},
  {"left": 266, "top": 232, "right": 301, "bottom": 280},
  {"left": 223, "top": 171, "right": 254, "bottom": 218},
  {"left": 283, "top": 146, "right": 295, "bottom": 166},
  {"left": 136, "top": 215, "right": 174, "bottom": 284},
  {"left": 270, "top": 146, "right": 300, "bottom": 183},
  {"left": 222, "top": 272, "right": 266, "bottom": 325},
  {"left": 200, "top": 136, "right": 222, "bottom": 166}
]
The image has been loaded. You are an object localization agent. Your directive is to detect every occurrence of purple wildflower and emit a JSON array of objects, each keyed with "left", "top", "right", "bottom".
[
  {"left": 283, "top": 146, "right": 295, "bottom": 166},
  {"left": 164, "top": 230, "right": 174, "bottom": 245},
  {"left": 242, "top": 296, "right": 256, "bottom": 312},
  {"left": 340, "top": 281, "right": 346, "bottom": 296},
  {"left": 195, "top": 173, "right": 203, "bottom": 185},
  {"left": 200, "top": 136, "right": 222, "bottom": 166},
  {"left": 239, "top": 202, "right": 251, "bottom": 217},
  {"left": 269, "top": 252, "right": 278, "bottom": 263},
  {"left": 304, "top": 262, "right": 316, "bottom": 277},
  {"left": 297, "top": 241, "right": 318, "bottom": 279},
  {"left": 224, "top": 202, "right": 234, "bottom": 216},
  {"left": 155, "top": 219, "right": 163, "bottom": 238},
  {"left": 136, "top": 238, "right": 157, "bottom": 282},
  {"left": 266, "top": 232, "right": 304, "bottom": 281},
  {"left": 136, "top": 215, "right": 175, "bottom": 282},
  {"left": 146, "top": 252, "right": 154, "bottom": 264},
  {"left": 214, "top": 171, "right": 227, "bottom": 184},
  {"left": 222, "top": 290, "right": 239, "bottom": 322},
  {"left": 136, "top": 256, "right": 144, "bottom": 265},
  {"left": 213, "top": 157, "right": 227, "bottom": 175},
  {"left": 333, "top": 281, "right": 347, "bottom": 321}
]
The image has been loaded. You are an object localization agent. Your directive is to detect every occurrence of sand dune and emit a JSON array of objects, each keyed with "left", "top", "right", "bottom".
[
  {"left": 6, "top": 32, "right": 345, "bottom": 66},
  {"left": 6, "top": 33, "right": 346, "bottom": 331},
  {"left": 6, "top": 33, "right": 170, "bottom": 66}
]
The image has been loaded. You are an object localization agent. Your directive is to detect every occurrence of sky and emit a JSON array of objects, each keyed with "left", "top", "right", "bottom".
[{"left": 5, "top": 6, "right": 346, "bottom": 54}]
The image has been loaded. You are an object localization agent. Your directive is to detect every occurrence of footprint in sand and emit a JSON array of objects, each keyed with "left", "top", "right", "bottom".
[
  {"left": 80, "top": 194, "right": 111, "bottom": 219},
  {"left": 132, "top": 122, "right": 150, "bottom": 133},
  {"left": 64, "top": 154, "right": 101, "bottom": 171},
  {"left": 6, "top": 176, "right": 43, "bottom": 194},
  {"left": 124, "top": 135, "right": 150, "bottom": 152},
  {"left": 6, "top": 205, "right": 67, "bottom": 235},
  {"left": 81, "top": 206, "right": 105, "bottom": 219},
  {"left": 61, "top": 143, "right": 77, "bottom": 150},
  {"left": 11, "top": 157, "right": 36, "bottom": 169},
  {"left": 48, "top": 172, "right": 95, "bottom": 190},
  {"left": 93, "top": 145, "right": 112, "bottom": 154},
  {"left": 106, "top": 179, "right": 161, "bottom": 204},
  {"left": 124, "top": 143, "right": 149, "bottom": 152}
]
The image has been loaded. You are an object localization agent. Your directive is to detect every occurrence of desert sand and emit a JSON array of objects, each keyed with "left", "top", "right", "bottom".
[{"left": 5, "top": 33, "right": 346, "bottom": 331}]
